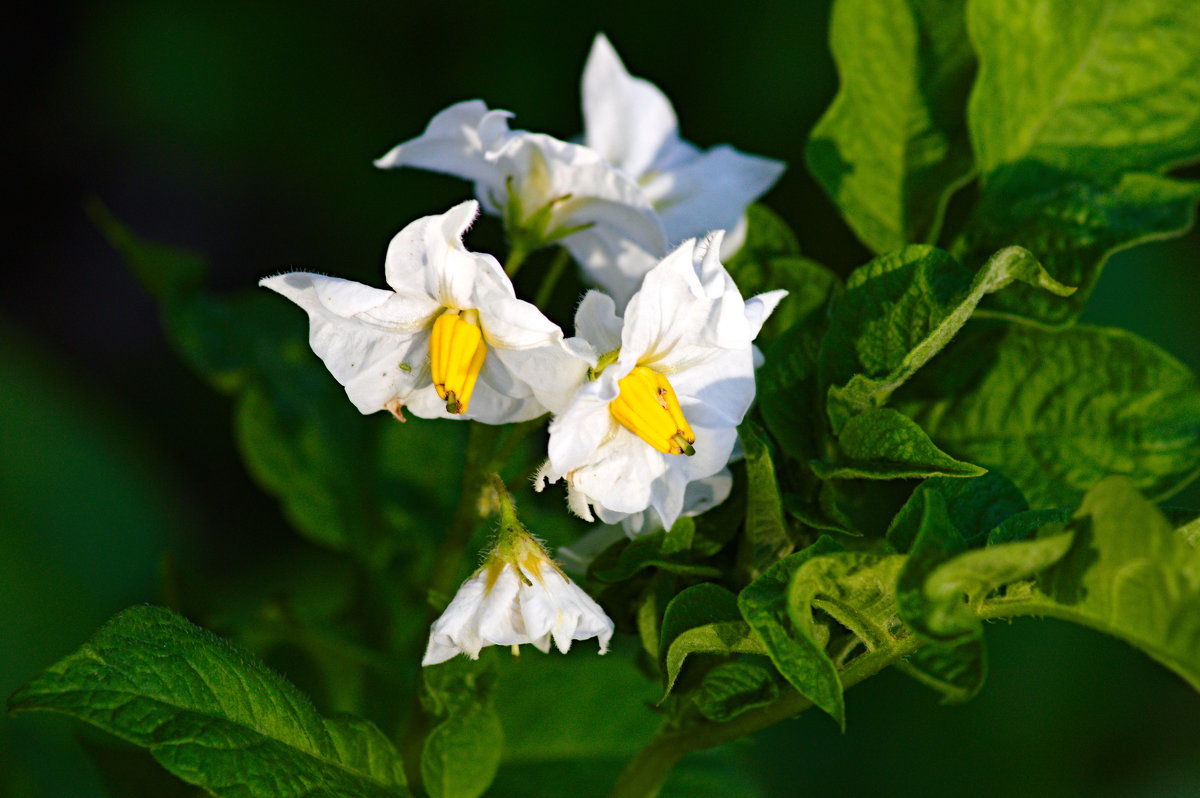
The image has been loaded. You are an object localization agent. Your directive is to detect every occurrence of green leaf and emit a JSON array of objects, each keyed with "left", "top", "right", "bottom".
[
  {"left": 887, "top": 471, "right": 1029, "bottom": 552},
  {"left": 724, "top": 204, "right": 800, "bottom": 267},
  {"left": 8, "top": 606, "right": 409, "bottom": 797},
  {"left": 895, "top": 641, "right": 987, "bottom": 704},
  {"left": 494, "top": 639, "right": 660, "bottom": 764},
  {"left": 757, "top": 278, "right": 841, "bottom": 463},
  {"left": 659, "top": 584, "right": 766, "bottom": 698},
  {"left": 807, "top": 0, "right": 975, "bottom": 252},
  {"left": 421, "top": 704, "right": 502, "bottom": 798},
  {"left": 92, "top": 206, "right": 463, "bottom": 564},
  {"left": 819, "top": 245, "right": 1073, "bottom": 431},
  {"left": 787, "top": 550, "right": 908, "bottom": 654},
  {"left": 897, "top": 492, "right": 1075, "bottom": 643},
  {"left": 957, "top": 164, "right": 1200, "bottom": 325},
  {"left": 896, "top": 322, "right": 1200, "bottom": 509},
  {"left": 967, "top": 0, "right": 1200, "bottom": 180},
  {"left": 737, "top": 537, "right": 846, "bottom": 727},
  {"left": 811, "top": 407, "right": 985, "bottom": 480},
  {"left": 982, "top": 477, "right": 1200, "bottom": 691},
  {"left": 738, "top": 422, "right": 795, "bottom": 577},
  {"left": 588, "top": 519, "right": 721, "bottom": 584},
  {"left": 694, "top": 659, "right": 781, "bottom": 723}
]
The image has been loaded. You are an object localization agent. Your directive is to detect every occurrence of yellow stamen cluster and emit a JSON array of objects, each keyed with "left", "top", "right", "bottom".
[
  {"left": 610, "top": 366, "right": 696, "bottom": 456},
  {"left": 430, "top": 309, "right": 487, "bottom": 414}
]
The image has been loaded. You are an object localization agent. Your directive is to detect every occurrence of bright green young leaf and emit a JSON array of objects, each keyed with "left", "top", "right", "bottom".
[
  {"left": 737, "top": 537, "right": 846, "bottom": 727},
  {"left": 1181, "top": 514, "right": 1200, "bottom": 549},
  {"left": 819, "top": 245, "right": 1073, "bottom": 431},
  {"left": 8, "top": 606, "right": 409, "bottom": 798},
  {"left": 960, "top": 0, "right": 1200, "bottom": 324},
  {"left": 659, "top": 584, "right": 767, "bottom": 698},
  {"left": 787, "top": 550, "right": 907, "bottom": 654},
  {"left": 738, "top": 423, "right": 795, "bottom": 578},
  {"left": 694, "top": 659, "right": 781, "bottom": 723},
  {"left": 811, "top": 407, "right": 984, "bottom": 480},
  {"left": 967, "top": 0, "right": 1200, "bottom": 179},
  {"left": 956, "top": 166, "right": 1200, "bottom": 324},
  {"left": 982, "top": 477, "right": 1200, "bottom": 691},
  {"left": 807, "top": 0, "right": 975, "bottom": 252},
  {"left": 896, "top": 322, "right": 1200, "bottom": 509}
]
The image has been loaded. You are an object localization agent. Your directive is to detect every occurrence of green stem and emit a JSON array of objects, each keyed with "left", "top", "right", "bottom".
[
  {"left": 609, "top": 635, "right": 923, "bottom": 798},
  {"left": 399, "top": 421, "right": 500, "bottom": 788},
  {"left": 505, "top": 244, "right": 529, "bottom": 278},
  {"left": 533, "top": 248, "right": 571, "bottom": 308}
]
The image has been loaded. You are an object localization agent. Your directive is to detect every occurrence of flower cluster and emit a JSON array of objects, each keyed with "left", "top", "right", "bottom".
[{"left": 263, "top": 35, "right": 787, "bottom": 664}]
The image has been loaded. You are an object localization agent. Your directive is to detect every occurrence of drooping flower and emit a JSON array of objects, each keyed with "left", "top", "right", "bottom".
[
  {"left": 374, "top": 100, "right": 667, "bottom": 275},
  {"left": 536, "top": 233, "right": 786, "bottom": 531},
  {"left": 574, "top": 33, "right": 786, "bottom": 299},
  {"left": 423, "top": 478, "right": 614, "bottom": 665},
  {"left": 260, "top": 200, "right": 567, "bottom": 423}
]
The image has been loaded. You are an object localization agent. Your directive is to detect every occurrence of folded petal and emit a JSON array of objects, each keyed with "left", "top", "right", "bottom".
[
  {"left": 375, "top": 100, "right": 508, "bottom": 191},
  {"left": 582, "top": 33, "right": 678, "bottom": 178}
]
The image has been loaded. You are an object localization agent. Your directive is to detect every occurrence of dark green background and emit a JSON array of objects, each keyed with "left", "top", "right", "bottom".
[{"left": 5, "top": 2, "right": 1199, "bottom": 795}]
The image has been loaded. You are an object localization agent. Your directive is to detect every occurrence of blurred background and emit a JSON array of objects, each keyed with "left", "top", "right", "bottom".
[{"left": 5, "top": 2, "right": 1199, "bottom": 796}]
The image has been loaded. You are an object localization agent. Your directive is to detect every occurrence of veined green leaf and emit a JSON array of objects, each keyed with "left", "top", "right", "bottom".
[
  {"left": 982, "top": 477, "right": 1200, "bottom": 691},
  {"left": 819, "top": 245, "right": 1072, "bottom": 431},
  {"left": 738, "top": 423, "right": 795, "bottom": 578},
  {"left": 694, "top": 659, "right": 781, "bottom": 723},
  {"left": 968, "top": 0, "right": 1200, "bottom": 179},
  {"left": 957, "top": 165, "right": 1200, "bottom": 325},
  {"left": 737, "top": 537, "right": 845, "bottom": 727},
  {"left": 810, "top": 407, "right": 984, "bottom": 480},
  {"left": 787, "top": 550, "right": 907, "bottom": 654},
  {"left": 8, "top": 606, "right": 409, "bottom": 797},
  {"left": 659, "top": 584, "right": 767, "bottom": 699},
  {"left": 887, "top": 471, "right": 1029, "bottom": 553},
  {"left": 961, "top": 0, "right": 1200, "bottom": 324},
  {"left": 807, "top": 0, "right": 975, "bottom": 252},
  {"left": 896, "top": 322, "right": 1200, "bottom": 509}
]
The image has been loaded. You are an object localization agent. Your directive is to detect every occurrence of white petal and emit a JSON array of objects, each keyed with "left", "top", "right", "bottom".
[
  {"left": 581, "top": 33, "right": 678, "bottom": 178},
  {"left": 564, "top": 232, "right": 662, "bottom": 312},
  {"left": 642, "top": 144, "right": 785, "bottom": 245},
  {"left": 744, "top": 289, "right": 789, "bottom": 340},
  {"left": 375, "top": 100, "right": 508, "bottom": 192},
  {"left": 572, "top": 291, "right": 624, "bottom": 354},
  {"left": 260, "top": 272, "right": 434, "bottom": 414},
  {"left": 495, "top": 340, "right": 589, "bottom": 417},
  {"left": 477, "top": 567, "right": 528, "bottom": 647},
  {"left": 423, "top": 570, "right": 490, "bottom": 665},
  {"left": 569, "top": 425, "right": 668, "bottom": 516},
  {"left": 547, "top": 376, "right": 620, "bottom": 475},
  {"left": 492, "top": 133, "right": 667, "bottom": 256}
]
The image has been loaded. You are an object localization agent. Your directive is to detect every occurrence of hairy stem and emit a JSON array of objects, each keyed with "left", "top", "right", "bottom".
[
  {"left": 533, "top": 247, "right": 571, "bottom": 308},
  {"left": 610, "top": 635, "right": 923, "bottom": 797}
]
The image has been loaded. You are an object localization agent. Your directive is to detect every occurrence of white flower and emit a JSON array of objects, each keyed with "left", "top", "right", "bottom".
[
  {"left": 260, "top": 200, "right": 567, "bottom": 423},
  {"left": 536, "top": 232, "right": 786, "bottom": 531},
  {"left": 575, "top": 34, "right": 786, "bottom": 296},
  {"left": 374, "top": 100, "right": 667, "bottom": 272},
  {"left": 423, "top": 528, "right": 614, "bottom": 665}
]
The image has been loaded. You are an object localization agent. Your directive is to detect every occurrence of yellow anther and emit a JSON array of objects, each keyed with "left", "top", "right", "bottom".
[
  {"left": 610, "top": 366, "right": 696, "bottom": 456},
  {"left": 430, "top": 309, "right": 487, "bottom": 414}
]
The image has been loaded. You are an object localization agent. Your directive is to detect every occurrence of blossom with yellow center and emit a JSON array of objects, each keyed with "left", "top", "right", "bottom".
[
  {"left": 260, "top": 201, "right": 568, "bottom": 423},
  {"left": 536, "top": 232, "right": 786, "bottom": 532}
]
